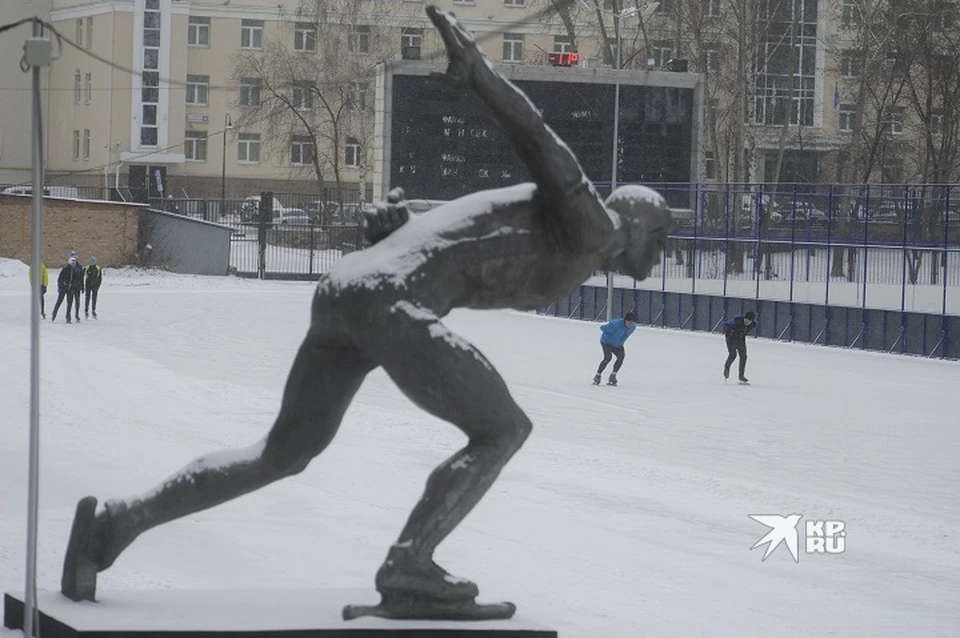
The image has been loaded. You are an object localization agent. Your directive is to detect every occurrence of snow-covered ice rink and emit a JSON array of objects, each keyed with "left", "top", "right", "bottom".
[{"left": 0, "top": 259, "right": 957, "bottom": 637}]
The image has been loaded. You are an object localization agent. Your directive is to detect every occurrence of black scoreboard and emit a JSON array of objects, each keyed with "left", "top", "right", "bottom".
[{"left": 388, "top": 73, "right": 695, "bottom": 201}]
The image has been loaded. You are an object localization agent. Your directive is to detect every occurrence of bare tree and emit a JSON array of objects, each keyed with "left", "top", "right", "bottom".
[{"left": 231, "top": 0, "right": 406, "bottom": 217}]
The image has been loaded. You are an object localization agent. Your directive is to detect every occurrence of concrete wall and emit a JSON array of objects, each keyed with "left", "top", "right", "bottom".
[
  {"left": 140, "top": 208, "right": 232, "bottom": 275},
  {"left": 0, "top": 194, "right": 141, "bottom": 267}
]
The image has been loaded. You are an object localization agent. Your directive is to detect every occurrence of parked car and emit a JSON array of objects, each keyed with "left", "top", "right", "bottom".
[
  {"left": 278, "top": 213, "right": 312, "bottom": 226},
  {"left": 2, "top": 185, "right": 81, "bottom": 198},
  {"left": 238, "top": 196, "right": 305, "bottom": 222}
]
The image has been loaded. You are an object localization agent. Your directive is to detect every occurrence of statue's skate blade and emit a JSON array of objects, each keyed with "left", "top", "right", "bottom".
[
  {"left": 60, "top": 496, "right": 99, "bottom": 602},
  {"left": 343, "top": 593, "right": 516, "bottom": 621}
]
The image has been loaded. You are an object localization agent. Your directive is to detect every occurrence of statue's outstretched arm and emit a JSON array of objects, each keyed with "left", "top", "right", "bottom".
[{"left": 363, "top": 187, "right": 410, "bottom": 245}]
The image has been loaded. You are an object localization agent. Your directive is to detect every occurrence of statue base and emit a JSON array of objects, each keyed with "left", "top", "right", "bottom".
[{"left": 3, "top": 588, "right": 558, "bottom": 637}]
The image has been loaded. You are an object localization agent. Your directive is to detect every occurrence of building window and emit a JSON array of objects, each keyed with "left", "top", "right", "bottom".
[
  {"left": 344, "top": 137, "right": 361, "bottom": 168},
  {"left": 882, "top": 157, "right": 903, "bottom": 183},
  {"left": 930, "top": 109, "right": 944, "bottom": 135},
  {"left": 239, "top": 78, "right": 262, "bottom": 106},
  {"left": 188, "top": 16, "right": 210, "bottom": 47},
  {"left": 502, "top": 33, "right": 524, "bottom": 62},
  {"left": 504, "top": 0, "right": 525, "bottom": 6},
  {"left": 72, "top": 130, "right": 80, "bottom": 160},
  {"left": 241, "top": 19, "right": 263, "bottom": 49},
  {"left": 349, "top": 25, "right": 370, "bottom": 53},
  {"left": 186, "top": 75, "right": 209, "bottom": 105},
  {"left": 704, "top": 46, "right": 719, "bottom": 72},
  {"left": 655, "top": 0, "right": 675, "bottom": 13},
  {"left": 704, "top": 150, "right": 716, "bottom": 179},
  {"left": 290, "top": 135, "right": 315, "bottom": 165},
  {"left": 140, "top": 1, "right": 161, "bottom": 148},
  {"left": 84, "top": 73, "right": 92, "bottom": 103},
  {"left": 841, "top": 0, "right": 863, "bottom": 26},
  {"left": 839, "top": 103, "right": 856, "bottom": 132},
  {"left": 704, "top": 0, "right": 721, "bottom": 17},
  {"left": 553, "top": 35, "right": 574, "bottom": 53},
  {"left": 74, "top": 70, "right": 81, "bottom": 105},
  {"left": 75, "top": 18, "right": 84, "bottom": 47},
  {"left": 652, "top": 41, "right": 673, "bottom": 68},
  {"left": 292, "top": 82, "right": 314, "bottom": 109},
  {"left": 294, "top": 22, "right": 316, "bottom": 51},
  {"left": 840, "top": 51, "right": 862, "bottom": 78},
  {"left": 185, "top": 131, "right": 208, "bottom": 161},
  {"left": 346, "top": 81, "right": 367, "bottom": 110},
  {"left": 237, "top": 133, "right": 261, "bottom": 163},
  {"left": 82, "top": 129, "right": 90, "bottom": 159},
  {"left": 401, "top": 27, "right": 422, "bottom": 60},
  {"left": 86, "top": 16, "right": 93, "bottom": 48},
  {"left": 885, "top": 107, "right": 904, "bottom": 135}
]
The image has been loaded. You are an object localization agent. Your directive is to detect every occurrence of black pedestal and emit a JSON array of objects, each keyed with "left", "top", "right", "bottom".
[{"left": 3, "top": 589, "right": 558, "bottom": 638}]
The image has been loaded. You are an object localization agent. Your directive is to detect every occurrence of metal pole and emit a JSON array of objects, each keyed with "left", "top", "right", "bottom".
[
  {"left": 26, "top": 18, "right": 50, "bottom": 638},
  {"left": 221, "top": 114, "right": 227, "bottom": 218},
  {"left": 606, "top": 15, "right": 623, "bottom": 321}
]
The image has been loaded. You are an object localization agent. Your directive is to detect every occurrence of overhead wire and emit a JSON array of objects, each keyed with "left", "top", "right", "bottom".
[{"left": 4, "top": 0, "right": 596, "bottom": 185}]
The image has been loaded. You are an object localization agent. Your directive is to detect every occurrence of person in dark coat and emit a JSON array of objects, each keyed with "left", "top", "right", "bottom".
[
  {"left": 51, "top": 255, "right": 84, "bottom": 323},
  {"left": 84, "top": 256, "right": 103, "bottom": 319},
  {"left": 723, "top": 311, "right": 755, "bottom": 382},
  {"left": 593, "top": 312, "right": 637, "bottom": 386}
]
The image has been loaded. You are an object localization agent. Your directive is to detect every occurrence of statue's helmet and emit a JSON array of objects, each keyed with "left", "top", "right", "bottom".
[{"left": 604, "top": 185, "right": 672, "bottom": 281}]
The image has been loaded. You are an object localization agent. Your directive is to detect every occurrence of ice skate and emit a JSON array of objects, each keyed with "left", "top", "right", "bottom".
[
  {"left": 738, "top": 376, "right": 750, "bottom": 385},
  {"left": 593, "top": 373, "right": 601, "bottom": 385},
  {"left": 61, "top": 497, "right": 132, "bottom": 601},
  {"left": 61, "top": 496, "right": 100, "bottom": 601},
  {"left": 374, "top": 553, "right": 479, "bottom": 601},
  {"left": 345, "top": 554, "right": 511, "bottom": 621},
  {"left": 607, "top": 373, "right": 617, "bottom": 386}
]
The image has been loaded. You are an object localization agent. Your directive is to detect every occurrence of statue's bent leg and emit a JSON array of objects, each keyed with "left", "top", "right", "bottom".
[
  {"left": 61, "top": 332, "right": 375, "bottom": 600},
  {"left": 366, "top": 303, "right": 532, "bottom": 600}
]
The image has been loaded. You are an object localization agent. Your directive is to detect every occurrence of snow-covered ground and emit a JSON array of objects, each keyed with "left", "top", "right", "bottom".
[{"left": 0, "top": 258, "right": 958, "bottom": 637}]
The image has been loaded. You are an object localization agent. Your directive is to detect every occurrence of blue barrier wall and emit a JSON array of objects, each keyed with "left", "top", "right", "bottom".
[{"left": 538, "top": 285, "right": 958, "bottom": 361}]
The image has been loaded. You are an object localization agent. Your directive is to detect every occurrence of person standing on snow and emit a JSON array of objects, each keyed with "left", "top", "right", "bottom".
[
  {"left": 51, "top": 255, "right": 83, "bottom": 323},
  {"left": 593, "top": 311, "right": 637, "bottom": 386},
  {"left": 29, "top": 261, "right": 49, "bottom": 319},
  {"left": 722, "top": 310, "right": 755, "bottom": 383},
  {"left": 84, "top": 256, "right": 103, "bottom": 319}
]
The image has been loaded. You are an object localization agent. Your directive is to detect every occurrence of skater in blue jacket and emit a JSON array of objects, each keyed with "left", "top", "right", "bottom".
[{"left": 593, "top": 312, "right": 637, "bottom": 386}]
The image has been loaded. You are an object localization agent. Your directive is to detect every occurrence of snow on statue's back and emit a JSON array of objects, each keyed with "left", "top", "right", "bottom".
[{"left": 58, "top": 3, "right": 672, "bottom": 625}]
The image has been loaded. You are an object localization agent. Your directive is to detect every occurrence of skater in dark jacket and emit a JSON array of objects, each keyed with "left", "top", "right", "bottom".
[
  {"left": 593, "top": 312, "right": 637, "bottom": 386},
  {"left": 51, "top": 256, "right": 84, "bottom": 323},
  {"left": 723, "top": 311, "right": 755, "bottom": 382},
  {"left": 84, "top": 256, "right": 103, "bottom": 319}
]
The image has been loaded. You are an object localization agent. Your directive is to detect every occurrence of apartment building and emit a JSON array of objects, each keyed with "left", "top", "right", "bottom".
[
  {"left": 0, "top": 0, "right": 53, "bottom": 184},
  {"left": 6, "top": 0, "right": 950, "bottom": 201}
]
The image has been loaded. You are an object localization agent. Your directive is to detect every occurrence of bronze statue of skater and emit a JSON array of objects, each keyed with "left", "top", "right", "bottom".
[{"left": 61, "top": 4, "right": 671, "bottom": 621}]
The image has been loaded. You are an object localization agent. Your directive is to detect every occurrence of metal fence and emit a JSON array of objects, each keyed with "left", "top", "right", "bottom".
[
  {"left": 587, "top": 182, "right": 960, "bottom": 317},
  {"left": 538, "top": 285, "right": 959, "bottom": 360}
]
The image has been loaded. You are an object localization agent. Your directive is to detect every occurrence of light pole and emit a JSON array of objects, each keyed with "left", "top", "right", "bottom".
[
  {"left": 605, "top": 2, "right": 658, "bottom": 320},
  {"left": 221, "top": 113, "right": 233, "bottom": 218}
]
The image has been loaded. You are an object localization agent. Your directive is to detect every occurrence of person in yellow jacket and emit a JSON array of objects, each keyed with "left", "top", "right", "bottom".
[{"left": 28, "top": 261, "right": 49, "bottom": 319}]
